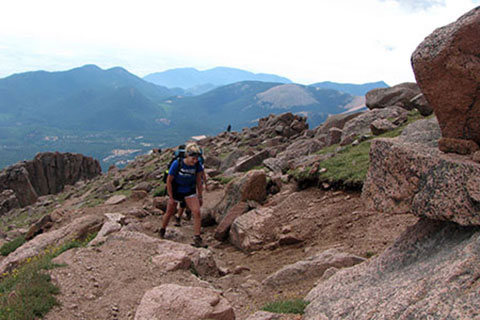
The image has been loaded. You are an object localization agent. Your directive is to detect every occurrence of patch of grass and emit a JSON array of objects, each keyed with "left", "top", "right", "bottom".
[
  {"left": 0, "top": 236, "right": 26, "bottom": 256},
  {"left": 212, "top": 176, "right": 235, "bottom": 185},
  {"left": 0, "top": 208, "right": 47, "bottom": 233},
  {"left": 250, "top": 165, "right": 265, "bottom": 171},
  {"left": 113, "top": 189, "right": 132, "bottom": 197},
  {"left": 261, "top": 299, "right": 310, "bottom": 315},
  {"left": 365, "top": 251, "right": 376, "bottom": 258},
  {"left": 0, "top": 233, "right": 97, "bottom": 319},
  {"left": 311, "top": 110, "right": 427, "bottom": 188},
  {"left": 82, "top": 197, "right": 105, "bottom": 208},
  {"left": 317, "top": 141, "right": 371, "bottom": 187}
]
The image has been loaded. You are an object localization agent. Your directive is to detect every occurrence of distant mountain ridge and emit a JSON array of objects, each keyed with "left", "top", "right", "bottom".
[
  {"left": 0, "top": 64, "right": 386, "bottom": 171},
  {"left": 310, "top": 81, "right": 389, "bottom": 96},
  {"left": 143, "top": 67, "right": 292, "bottom": 94}
]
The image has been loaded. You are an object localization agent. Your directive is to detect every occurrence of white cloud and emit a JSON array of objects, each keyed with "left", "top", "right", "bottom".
[{"left": 0, "top": 0, "right": 478, "bottom": 85}]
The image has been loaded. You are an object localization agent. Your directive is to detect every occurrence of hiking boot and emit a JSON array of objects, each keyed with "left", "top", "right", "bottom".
[
  {"left": 159, "top": 228, "right": 166, "bottom": 239},
  {"left": 191, "top": 235, "right": 208, "bottom": 248},
  {"left": 174, "top": 215, "right": 181, "bottom": 227}
]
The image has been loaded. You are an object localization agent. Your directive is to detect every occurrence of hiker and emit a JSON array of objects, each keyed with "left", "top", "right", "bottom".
[
  {"left": 159, "top": 143, "right": 207, "bottom": 248},
  {"left": 227, "top": 124, "right": 231, "bottom": 132},
  {"left": 174, "top": 150, "right": 207, "bottom": 226}
]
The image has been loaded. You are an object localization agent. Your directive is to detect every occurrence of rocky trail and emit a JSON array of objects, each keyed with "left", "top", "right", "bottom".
[{"left": 28, "top": 177, "right": 415, "bottom": 320}]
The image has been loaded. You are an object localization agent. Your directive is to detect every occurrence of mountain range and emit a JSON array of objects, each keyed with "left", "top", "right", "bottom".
[
  {"left": 143, "top": 67, "right": 292, "bottom": 95},
  {"left": 0, "top": 64, "right": 386, "bottom": 171}
]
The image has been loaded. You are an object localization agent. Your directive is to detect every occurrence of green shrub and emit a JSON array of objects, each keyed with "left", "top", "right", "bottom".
[
  {"left": 0, "top": 236, "right": 26, "bottom": 256},
  {"left": 262, "top": 299, "right": 310, "bottom": 314},
  {"left": 153, "top": 185, "right": 166, "bottom": 197}
]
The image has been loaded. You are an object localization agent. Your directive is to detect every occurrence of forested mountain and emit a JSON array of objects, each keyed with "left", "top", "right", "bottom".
[
  {"left": 0, "top": 65, "right": 372, "bottom": 171},
  {"left": 164, "top": 82, "right": 356, "bottom": 133}
]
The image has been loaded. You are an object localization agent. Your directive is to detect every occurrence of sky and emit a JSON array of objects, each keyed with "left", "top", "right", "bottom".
[{"left": 0, "top": 0, "right": 479, "bottom": 86}]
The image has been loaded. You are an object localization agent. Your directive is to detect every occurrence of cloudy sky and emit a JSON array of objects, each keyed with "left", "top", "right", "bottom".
[{"left": 0, "top": 0, "right": 478, "bottom": 86}]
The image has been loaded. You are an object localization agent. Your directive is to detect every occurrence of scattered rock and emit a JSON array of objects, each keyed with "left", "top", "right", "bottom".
[
  {"left": 104, "top": 195, "right": 127, "bottom": 205},
  {"left": 263, "top": 248, "right": 364, "bottom": 287},
  {"left": 366, "top": 82, "right": 420, "bottom": 110},
  {"left": 135, "top": 284, "right": 235, "bottom": 320}
]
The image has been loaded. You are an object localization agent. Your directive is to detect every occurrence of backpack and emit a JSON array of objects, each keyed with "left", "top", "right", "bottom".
[{"left": 162, "top": 144, "right": 186, "bottom": 183}]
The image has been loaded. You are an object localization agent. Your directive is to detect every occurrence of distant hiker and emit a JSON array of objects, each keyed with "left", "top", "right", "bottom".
[
  {"left": 159, "top": 143, "right": 207, "bottom": 248},
  {"left": 227, "top": 124, "right": 231, "bottom": 132}
]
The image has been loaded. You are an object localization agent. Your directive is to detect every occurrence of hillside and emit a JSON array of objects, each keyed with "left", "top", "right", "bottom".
[{"left": 164, "top": 81, "right": 356, "bottom": 133}]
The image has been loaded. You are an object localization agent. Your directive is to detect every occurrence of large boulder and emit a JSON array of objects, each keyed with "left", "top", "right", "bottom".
[
  {"left": 213, "top": 170, "right": 267, "bottom": 221},
  {"left": 411, "top": 7, "right": 480, "bottom": 154},
  {"left": 229, "top": 207, "right": 277, "bottom": 252},
  {"left": 303, "top": 219, "right": 480, "bottom": 320},
  {"left": 363, "top": 137, "right": 480, "bottom": 226},
  {"left": 135, "top": 284, "right": 235, "bottom": 320}
]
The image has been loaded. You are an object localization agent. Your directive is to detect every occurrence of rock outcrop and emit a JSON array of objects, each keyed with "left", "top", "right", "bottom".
[
  {"left": 0, "top": 214, "right": 104, "bottom": 274},
  {"left": 304, "top": 219, "right": 480, "bottom": 319},
  {"left": 412, "top": 6, "right": 480, "bottom": 154},
  {"left": 0, "top": 152, "right": 101, "bottom": 211}
]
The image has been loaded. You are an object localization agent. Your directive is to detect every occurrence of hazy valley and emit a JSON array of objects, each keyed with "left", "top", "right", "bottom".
[{"left": 0, "top": 65, "right": 386, "bottom": 171}]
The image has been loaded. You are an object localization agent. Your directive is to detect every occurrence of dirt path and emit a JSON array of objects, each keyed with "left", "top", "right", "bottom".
[{"left": 43, "top": 183, "right": 417, "bottom": 320}]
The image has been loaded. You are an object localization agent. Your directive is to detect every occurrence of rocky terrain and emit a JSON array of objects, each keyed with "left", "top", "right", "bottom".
[{"left": 1, "top": 6, "right": 480, "bottom": 320}]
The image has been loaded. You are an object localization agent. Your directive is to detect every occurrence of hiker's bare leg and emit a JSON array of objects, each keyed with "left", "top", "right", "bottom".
[
  {"left": 185, "top": 197, "right": 201, "bottom": 236},
  {"left": 177, "top": 207, "right": 184, "bottom": 220},
  {"left": 162, "top": 199, "right": 177, "bottom": 229}
]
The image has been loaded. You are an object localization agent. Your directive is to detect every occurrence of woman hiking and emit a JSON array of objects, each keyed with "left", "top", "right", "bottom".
[{"left": 159, "top": 143, "right": 207, "bottom": 248}]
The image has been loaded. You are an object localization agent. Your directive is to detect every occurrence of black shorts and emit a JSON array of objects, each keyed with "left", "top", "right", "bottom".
[{"left": 172, "top": 189, "right": 196, "bottom": 204}]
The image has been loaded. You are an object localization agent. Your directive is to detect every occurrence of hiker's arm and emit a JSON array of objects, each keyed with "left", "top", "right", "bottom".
[{"left": 196, "top": 172, "right": 203, "bottom": 206}]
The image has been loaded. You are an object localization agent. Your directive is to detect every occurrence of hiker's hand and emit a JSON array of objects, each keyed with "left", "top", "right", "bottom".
[
  {"left": 168, "top": 198, "right": 175, "bottom": 207},
  {"left": 198, "top": 197, "right": 203, "bottom": 207}
]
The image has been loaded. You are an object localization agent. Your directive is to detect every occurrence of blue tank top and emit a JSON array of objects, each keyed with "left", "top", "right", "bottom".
[{"left": 168, "top": 159, "right": 204, "bottom": 193}]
